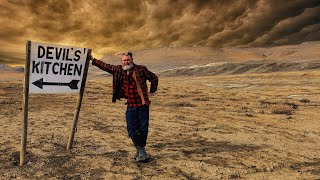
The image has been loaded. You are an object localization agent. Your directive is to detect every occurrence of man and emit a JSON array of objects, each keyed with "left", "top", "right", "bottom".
[{"left": 89, "top": 52, "right": 158, "bottom": 162}]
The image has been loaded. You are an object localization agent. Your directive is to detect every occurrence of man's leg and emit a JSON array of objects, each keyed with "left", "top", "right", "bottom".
[
  {"left": 125, "top": 106, "right": 139, "bottom": 159},
  {"left": 137, "top": 105, "right": 149, "bottom": 147},
  {"left": 135, "top": 105, "right": 150, "bottom": 162}
]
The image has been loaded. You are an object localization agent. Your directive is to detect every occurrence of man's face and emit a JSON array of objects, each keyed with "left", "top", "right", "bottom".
[
  {"left": 121, "top": 55, "right": 133, "bottom": 66},
  {"left": 121, "top": 55, "right": 134, "bottom": 70}
]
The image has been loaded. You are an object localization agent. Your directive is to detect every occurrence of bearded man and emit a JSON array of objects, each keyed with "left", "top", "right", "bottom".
[{"left": 89, "top": 52, "right": 158, "bottom": 162}]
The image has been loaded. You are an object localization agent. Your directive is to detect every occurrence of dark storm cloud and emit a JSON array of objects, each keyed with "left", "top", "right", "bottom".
[{"left": 0, "top": 0, "right": 319, "bottom": 65}]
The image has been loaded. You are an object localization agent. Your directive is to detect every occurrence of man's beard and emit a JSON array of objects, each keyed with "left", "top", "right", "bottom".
[{"left": 122, "top": 63, "right": 134, "bottom": 70}]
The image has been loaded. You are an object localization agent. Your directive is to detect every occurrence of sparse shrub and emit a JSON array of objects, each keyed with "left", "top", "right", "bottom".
[
  {"left": 229, "top": 174, "right": 240, "bottom": 179},
  {"left": 241, "top": 106, "right": 249, "bottom": 112},
  {"left": 260, "top": 100, "right": 277, "bottom": 107},
  {"left": 299, "top": 98, "right": 310, "bottom": 103},
  {"left": 0, "top": 100, "right": 12, "bottom": 104},
  {"left": 271, "top": 105, "right": 293, "bottom": 115},
  {"left": 190, "top": 91, "right": 202, "bottom": 94},
  {"left": 259, "top": 110, "right": 265, "bottom": 114},
  {"left": 167, "top": 101, "right": 197, "bottom": 107},
  {"left": 192, "top": 97, "right": 209, "bottom": 101},
  {"left": 175, "top": 115, "right": 186, "bottom": 120},
  {"left": 174, "top": 94, "right": 189, "bottom": 98},
  {"left": 246, "top": 113, "right": 254, "bottom": 117},
  {"left": 284, "top": 102, "right": 298, "bottom": 109}
]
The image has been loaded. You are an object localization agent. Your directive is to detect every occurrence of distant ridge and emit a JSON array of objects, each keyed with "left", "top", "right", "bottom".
[
  {"left": 0, "top": 64, "right": 24, "bottom": 72},
  {"left": 101, "top": 41, "right": 320, "bottom": 73},
  {"left": 0, "top": 64, "right": 14, "bottom": 71},
  {"left": 159, "top": 61, "right": 320, "bottom": 77},
  {"left": 2, "top": 41, "right": 320, "bottom": 77}
]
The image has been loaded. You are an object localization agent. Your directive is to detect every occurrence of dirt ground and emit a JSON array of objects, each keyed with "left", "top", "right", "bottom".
[{"left": 1, "top": 71, "right": 320, "bottom": 179}]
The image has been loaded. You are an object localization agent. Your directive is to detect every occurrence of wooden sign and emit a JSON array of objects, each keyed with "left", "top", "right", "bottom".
[
  {"left": 29, "top": 42, "right": 88, "bottom": 93},
  {"left": 21, "top": 41, "right": 91, "bottom": 166}
]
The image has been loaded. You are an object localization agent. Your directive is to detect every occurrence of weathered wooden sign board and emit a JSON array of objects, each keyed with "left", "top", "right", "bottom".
[
  {"left": 29, "top": 41, "right": 88, "bottom": 93},
  {"left": 21, "top": 41, "right": 91, "bottom": 166}
]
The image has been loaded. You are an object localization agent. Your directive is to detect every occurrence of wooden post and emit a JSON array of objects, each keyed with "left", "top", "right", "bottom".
[
  {"left": 20, "top": 41, "right": 31, "bottom": 166},
  {"left": 67, "top": 49, "right": 91, "bottom": 150}
]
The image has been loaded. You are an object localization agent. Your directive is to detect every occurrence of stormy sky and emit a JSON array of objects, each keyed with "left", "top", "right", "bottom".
[{"left": 0, "top": 0, "right": 320, "bottom": 65}]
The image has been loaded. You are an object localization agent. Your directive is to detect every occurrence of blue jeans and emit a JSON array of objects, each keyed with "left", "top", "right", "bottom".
[{"left": 126, "top": 105, "right": 149, "bottom": 147}]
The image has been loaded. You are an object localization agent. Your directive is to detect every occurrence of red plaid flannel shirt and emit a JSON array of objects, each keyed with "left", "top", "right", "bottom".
[
  {"left": 122, "top": 70, "right": 143, "bottom": 107},
  {"left": 92, "top": 59, "right": 158, "bottom": 106}
]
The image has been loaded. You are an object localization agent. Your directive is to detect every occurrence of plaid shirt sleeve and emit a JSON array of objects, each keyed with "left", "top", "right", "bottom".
[
  {"left": 92, "top": 58, "right": 116, "bottom": 74},
  {"left": 143, "top": 67, "right": 158, "bottom": 93}
]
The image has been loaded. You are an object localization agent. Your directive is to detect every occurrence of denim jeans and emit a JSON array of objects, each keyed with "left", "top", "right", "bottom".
[{"left": 125, "top": 105, "right": 149, "bottom": 147}]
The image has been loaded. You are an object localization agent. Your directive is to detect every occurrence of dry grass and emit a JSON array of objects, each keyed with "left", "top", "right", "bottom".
[
  {"left": 1, "top": 71, "right": 320, "bottom": 179},
  {"left": 271, "top": 105, "right": 293, "bottom": 115}
]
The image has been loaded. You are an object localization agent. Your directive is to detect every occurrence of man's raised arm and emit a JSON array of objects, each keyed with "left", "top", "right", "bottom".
[{"left": 88, "top": 53, "right": 116, "bottom": 74}]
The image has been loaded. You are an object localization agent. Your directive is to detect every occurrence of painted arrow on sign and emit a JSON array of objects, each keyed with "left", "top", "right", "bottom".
[{"left": 32, "top": 78, "right": 80, "bottom": 90}]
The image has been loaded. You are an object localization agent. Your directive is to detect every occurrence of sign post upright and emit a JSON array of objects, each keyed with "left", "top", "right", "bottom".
[
  {"left": 20, "top": 41, "right": 91, "bottom": 166},
  {"left": 20, "top": 41, "right": 31, "bottom": 166},
  {"left": 67, "top": 49, "right": 91, "bottom": 150}
]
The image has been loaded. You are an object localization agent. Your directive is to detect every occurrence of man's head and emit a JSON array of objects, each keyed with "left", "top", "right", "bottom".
[{"left": 121, "top": 52, "right": 134, "bottom": 70}]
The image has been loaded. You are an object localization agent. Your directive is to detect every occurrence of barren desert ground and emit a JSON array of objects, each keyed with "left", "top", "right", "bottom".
[{"left": 1, "top": 70, "right": 320, "bottom": 179}]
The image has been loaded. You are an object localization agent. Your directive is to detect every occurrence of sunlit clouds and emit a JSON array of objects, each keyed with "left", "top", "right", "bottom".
[{"left": 0, "top": 0, "right": 319, "bottom": 65}]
